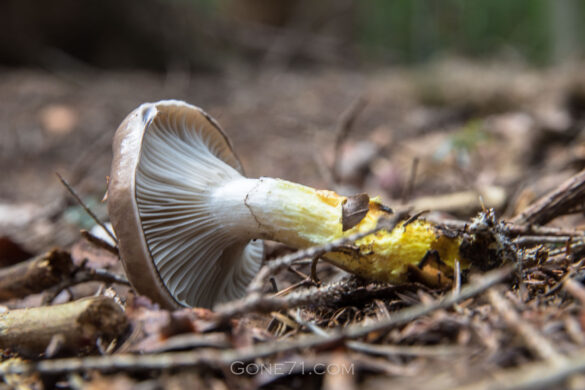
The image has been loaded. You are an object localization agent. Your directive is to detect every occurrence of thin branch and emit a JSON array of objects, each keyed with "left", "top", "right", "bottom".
[
  {"left": 148, "top": 333, "right": 230, "bottom": 353},
  {"left": 487, "top": 289, "right": 567, "bottom": 364},
  {"left": 511, "top": 168, "right": 585, "bottom": 226},
  {"left": 438, "top": 219, "right": 585, "bottom": 238},
  {"left": 43, "top": 267, "right": 130, "bottom": 304},
  {"left": 347, "top": 341, "right": 463, "bottom": 358},
  {"left": 453, "top": 259, "right": 462, "bottom": 297},
  {"left": 310, "top": 256, "right": 321, "bottom": 284},
  {"left": 293, "top": 307, "right": 463, "bottom": 358},
  {"left": 343, "top": 266, "right": 513, "bottom": 339},
  {"left": 513, "top": 235, "right": 577, "bottom": 247},
  {"left": 80, "top": 230, "right": 119, "bottom": 256},
  {"left": 56, "top": 173, "right": 118, "bottom": 245},
  {"left": 216, "top": 280, "right": 351, "bottom": 320},
  {"left": 273, "top": 278, "right": 316, "bottom": 297},
  {"left": 452, "top": 347, "right": 585, "bottom": 390},
  {"left": 564, "top": 278, "right": 585, "bottom": 305}
]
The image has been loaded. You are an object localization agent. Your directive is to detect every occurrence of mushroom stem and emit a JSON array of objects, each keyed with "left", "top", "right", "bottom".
[{"left": 214, "top": 177, "right": 467, "bottom": 284}]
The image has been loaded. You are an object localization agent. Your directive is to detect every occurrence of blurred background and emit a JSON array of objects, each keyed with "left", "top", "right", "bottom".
[
  {"left": 1, "top": 0, "right": 585, "bottom": 255},
  {"left": 2, "top": 0, "right": 584, "bottom": 68}
]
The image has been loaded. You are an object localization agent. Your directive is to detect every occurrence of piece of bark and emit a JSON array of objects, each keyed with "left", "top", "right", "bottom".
[
  {"left": 512, "top": 169, "right": 585, "bottom": 225},
  {"left": 0, "top": 296, "right": 128, "bottom": 357},
  {"left": 0, "top": 249, "right": 74, "bottom": 301}
]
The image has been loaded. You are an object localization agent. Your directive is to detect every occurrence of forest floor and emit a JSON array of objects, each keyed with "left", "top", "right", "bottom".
[{"left": 2, "top": 60, "right": 585, "bottom": 389}]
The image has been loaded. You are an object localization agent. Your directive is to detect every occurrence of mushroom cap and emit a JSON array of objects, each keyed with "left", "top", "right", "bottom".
[{"left": 108, "top": 100, "right": 263, "bottom": 309}]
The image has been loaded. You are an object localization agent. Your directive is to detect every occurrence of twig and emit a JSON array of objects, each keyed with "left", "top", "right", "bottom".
[
  {"left": 56, "top": 173, "right": 118, "bottom": 245},
  {"left": 517, "top": 248, "right": 527, "bottom": 301},
  {"left": 437, "top": 220, "right": 585, "bottom": 238},
  {"left": 332, "top": 96, "right": 368, "bottom": 183},
  {"left": 453, "top": 259, "right": 462, "bottom": 297},
  {"left": 149, "top": 333, "right": 230, "bottom": 353},
  {"left": 347, "top": 341, "right": 463, "bottom": 358},
  {"left": 293, "top": 308, "right": 462, "bottom": 358},
  {"left": 310, "top": 256, "right": 321, "bottom": 284},
  {"left": 216, "top": 280, "right": 351, "bottom": 320},
  {"left": 453, "top": 347, "right": 585, "bottom": 390},
  {"left": 270, "top": 311, "right": 299, "bottom": 331},
  {"left": 402, "top": 209, "right": 428, "bottom": 228},
  {"left": 0, "top": 266, "right": 511, "bottom": 376},
  {"left": 67, "top": 127, "right": 115, "bottom": 187},
  {"left": 507, "top": 224, "right": 585, "bottom": 237},
  {"left": 487, "top": 289, "right": 567, "bottom": 364},
  {"left": 80, "top": 230, "right": 119, "bottom": 256},
  {"left": 43, "top": 267, "right": 130, "bottom": 304},
  {"left": 343, "top": 266, "right": 513, "bottom": 339},
  {"left": 543, "top": 267, "right": 581, "bottom": 298},
  {"left": 274, "top": 278, "right": 316, "bottom": 297},
  {"left": 564, "top": 278, "right": 585, "bottom": 305},
  {"left": 292, "top": 308, "right": 329, "bottom": 337},
  {"left": 287, "top": 266, "right": 310, "bottom": 281},
  {"left": 511, "top": 168, "right": 585, "bottom": 226},
  {"left": 514, "top": 235, "right": 576, "bottom": 247},
  {"left": 548, "top": 243, "right": 585, "bottom": 259}
]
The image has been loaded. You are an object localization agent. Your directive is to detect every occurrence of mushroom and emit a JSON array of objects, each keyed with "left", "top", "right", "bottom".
[{"left": 108, "top": 100, "right": 468, "bottom": 309}]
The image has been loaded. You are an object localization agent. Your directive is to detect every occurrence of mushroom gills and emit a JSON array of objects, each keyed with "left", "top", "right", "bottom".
[{"left": 134, "top": 106, "right": 262, "bottom": 308}]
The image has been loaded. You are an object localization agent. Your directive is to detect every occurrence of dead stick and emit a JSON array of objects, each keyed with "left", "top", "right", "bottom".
[
  {"left": 57, "top": 173, "right": 118, "bottom": 245},
  {"left": 43, "top": 268, "right": 130, "bottom": 304},
  {"left": 347, "top": 341, "right": 462, "bottom": 358},
  {"left": 0, "top": 266, "right": 511, "bottom": 375},
  {"left": 513, "top": 235, "right": 577, "bottom": 247},
  {"left": 0, "top": 249, "right": 74, "bottom": 301},
  {"left": 564, "top": 278, "right": 585, "bottom": 304},
  {"left": 217, "top": 280, "right": 351, "bottom": 320},
  {"left": 0, "top": 296, "right": 127, "bottom": 357},
  {"left": 453, "top": 347, "right": 585, "bottom": 390},
  {"left": 487, "top": 289, "right": 566, "bottom": 364},
  {"left": 80, "top": 230, "right": 119, "bottom": 256},
  {"left": 511, "top": 169, "right": 585, "bottom": 226},
  {"left": 343, "top": 266, "right": 512, "bottom": 339},
  {"left": 440, "top": 219, "right": 585, "bottom": 238}
]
